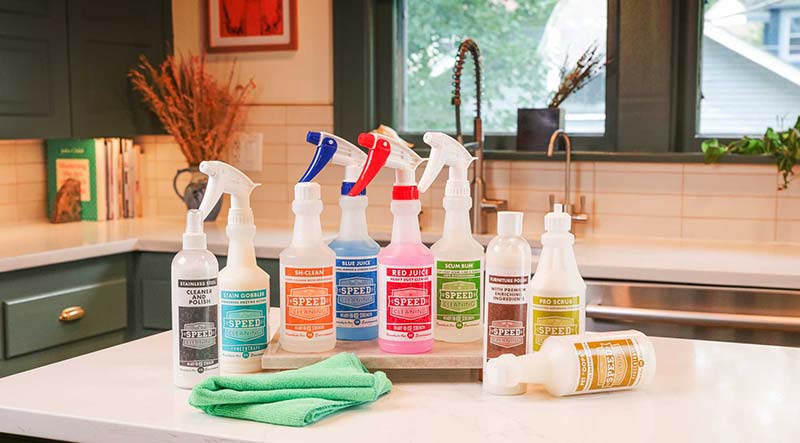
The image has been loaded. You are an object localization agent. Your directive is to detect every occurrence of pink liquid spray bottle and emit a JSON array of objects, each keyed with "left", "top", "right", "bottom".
[{"left": 348, "top": 132, "right": 432, "bottom": 354}]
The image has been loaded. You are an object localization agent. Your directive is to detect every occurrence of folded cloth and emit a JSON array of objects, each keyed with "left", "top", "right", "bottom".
[{"left": 188, "top": 353, "right": 392, "bottom": 427}]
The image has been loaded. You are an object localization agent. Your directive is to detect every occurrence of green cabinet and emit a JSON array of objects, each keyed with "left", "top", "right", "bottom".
[{"left": 0, "top": 0, "right": 172, "bottom": 139}]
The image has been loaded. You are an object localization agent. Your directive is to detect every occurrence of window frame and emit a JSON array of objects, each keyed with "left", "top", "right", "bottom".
[
  {"left": 780, "top": 11, "right": 800, "bottom": 61},
  {"left": 332, "top": 0, "right": 759, "bottom": 157}
]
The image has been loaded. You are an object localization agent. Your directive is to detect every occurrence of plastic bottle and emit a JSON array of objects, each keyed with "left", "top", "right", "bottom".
[
  {"left": 529, "top": 204, "right": 586, "bottom": 352},
  {"left": 299, "top": 132, "right": 380, "bottom": 341},
  {"left": 485, "top": 330, "right": 657, "bottom": 397},
  {"left": 198, "top": 161, "right": 269, "bottom": 373},
  {"left": 349, "top": 132, "right": 432, "bottom": 354},
  {"left": 483, "top": 211, "right": 531, "bottom": 395},
  {"left": 279, "top": 182, "right": 337, "bottom": 353},
  {"left": 417, "top": 132, "right": 483, "bottom": 343},
  {"left": 171, "top": 209, "right": 220, "bottom": 388}
]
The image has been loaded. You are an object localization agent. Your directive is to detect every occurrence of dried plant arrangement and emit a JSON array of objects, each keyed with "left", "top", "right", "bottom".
[
  {"left": 129, "top": 53, "right": 255, "bottom": 165},
  {"left": 548, "top": 43, "right": 609, "bottom": 109}
]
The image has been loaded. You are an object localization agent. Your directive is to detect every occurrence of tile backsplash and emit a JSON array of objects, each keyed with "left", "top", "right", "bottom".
[{"left": 2, "top": 106, "right": 799, "bottom": 245}]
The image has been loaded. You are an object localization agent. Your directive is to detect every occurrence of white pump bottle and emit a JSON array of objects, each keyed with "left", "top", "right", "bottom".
[
  {"left": 418, "top": 132, "right": 484, "bottom": 343},
  {"left": 198, "top": 161, "right": 269, "bottom": 373}
]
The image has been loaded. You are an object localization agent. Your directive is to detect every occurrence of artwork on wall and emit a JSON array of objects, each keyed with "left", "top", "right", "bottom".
[{"left": 207, "top": 0, "right": 298, "bottom": 52}]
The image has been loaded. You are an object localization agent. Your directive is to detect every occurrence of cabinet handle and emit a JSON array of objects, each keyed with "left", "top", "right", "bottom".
[{"left": 58, "top": 306, "right": 85, "bottom": 322}]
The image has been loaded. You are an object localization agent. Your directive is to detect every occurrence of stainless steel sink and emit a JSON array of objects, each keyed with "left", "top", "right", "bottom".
[{"left": 586, "top": 280, "right": 800, "bottom": 347}]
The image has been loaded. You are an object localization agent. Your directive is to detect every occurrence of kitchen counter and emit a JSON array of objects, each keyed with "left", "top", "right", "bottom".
[
  {"left": 0, "top": 219, "right": 798, "bottom": 289},
  {"left": 0, "top": 319, "right": 798, "bottom": 443}
]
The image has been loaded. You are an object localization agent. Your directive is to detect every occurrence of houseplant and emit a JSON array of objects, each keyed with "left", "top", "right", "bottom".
[
  {"left": 129, "top": 53, "right": 255, "bottom": 220},
  {"left": 517, "top": 43, "right": 608, "bottom": 151},
  {"left": 702, "top": 116, "right": 799, "bottom": 190}
]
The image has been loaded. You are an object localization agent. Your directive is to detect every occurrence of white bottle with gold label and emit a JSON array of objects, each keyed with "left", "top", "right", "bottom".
[
  {"left": 485, "top": 330, "right": 657, "bottom": 397},
  {"left": 529, "top": 204, "right": 586, "bottom": 352}
]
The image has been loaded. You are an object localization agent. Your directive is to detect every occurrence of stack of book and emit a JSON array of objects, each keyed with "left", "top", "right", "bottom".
[{"left": 46, "top": 138, "right": 144, "bottom": 222}]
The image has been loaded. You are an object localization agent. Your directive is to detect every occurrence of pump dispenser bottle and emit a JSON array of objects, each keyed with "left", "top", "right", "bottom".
[
  {"left": 483, "top": 211, "right": 531, "bottom": 395},
  {"left": 299, "top": 132, "right": 379, "bottom": 341},
  {"left": 485, "top": 330, "right": 656, "bottom": 397},
  {"left": 280, "top": 182, "right": 337, "bottom": 353},
  {"left": 418, "top": 132, "right": 484, "bottom": 343},
  {"left": 529, "top": 204, "right": 586, "bottom": 352},
  {"left": 171, "top": 209, "right": 219, "bottom": 388},
  {"left": 198, "top": 161, "right": 269, "bottom": 373},
  {"left": 349, "top": 132, "right": 432, "bottom": 354}
]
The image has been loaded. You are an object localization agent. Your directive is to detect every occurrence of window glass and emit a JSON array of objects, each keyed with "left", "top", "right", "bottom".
[
  {"left": 400, "top": 0, "right": 607, "bottom": 135},
  {"left": 700, "top": 0, "right": 800, "bottom": 135}
]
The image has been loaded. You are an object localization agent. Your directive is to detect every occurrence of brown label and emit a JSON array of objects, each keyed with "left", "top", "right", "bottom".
[
  {"left": 486, "top": 302, "right": 527, "bottom": 359},
  {"left": 574, "top": 338, "right": 646, "bottom": 393}
]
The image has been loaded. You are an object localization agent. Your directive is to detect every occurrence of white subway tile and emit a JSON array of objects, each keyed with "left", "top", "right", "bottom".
[
  {"left": 594, "top": 162, "right": 683, "bottom": 173},
  {"left": 0, "top": 165, "right": 15, "bottom": 185},
  {"left": 15, "top": 182, "right": 46, "bottom": 202},
  {"left": 510, "top": 167, "right": 593, "bottom": 192},
  {"left": 777, "top": 197, "right": 800, "bottom": 220},
  {"left": 0, "top": 185, "right": 15, "bottom": 204},
  {"left": 262, "top": 143, "right": 286, "bottom": 165},
  {"left": 286, "top": 144, "right": 315, "bottom": 165},
  {"left": 682, "top": 218, "right": 775, "bottom": 242},
  {"left": 683, "top": 173, "right": 776, "bottom": 196},
  {"left": 683, "top": 195, "right": 776, "bottom": 220},
  {"left": 244, "top": 105, "right": 286, "bottom": 125},
  {"left": 14, "top": 142, "right": 44, "bottom": 164},
  {"left": 0, "top": 145, "right": 15, "bottom": 165},
  {"left": 595, "top": 171, "right": 681, "bottom": 195},
  {"left": 776, "top": 221, "right": 800, "bottom": 243},
  {"left": 0, "top": 204, "right": 18, "bottom": 223},
  {"left": 17, "top": 201, "right": 45, "bottom": 221},
  {"left": 594, "top": 215, "right": 682, "bottom": 238},
  {"left": 286, "top": 106, "right": 334, "bottom": 125},
  {"left": 14, "top": 164, "right": 45, "bottom": 183},
  {"left": 252, "top": 183, "right": 289, "bottom": 203},
  {"left": 594, "top": 193, "right": 682, "bottom": 217},
  {"left": 683, "top": 163, "right": 775, "bottom": 175}
]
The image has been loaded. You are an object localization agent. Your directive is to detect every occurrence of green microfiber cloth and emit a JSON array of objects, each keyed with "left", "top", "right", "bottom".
[{"left": 188, "top": 353, "right": 392, "bottom": 427}]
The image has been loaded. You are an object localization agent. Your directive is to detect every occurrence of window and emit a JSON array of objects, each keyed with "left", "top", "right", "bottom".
[
  {"left": 699, "top": 1, "right": 800, "bottom": 135},
  {"left": 399, "top": 0, "right": 607, "bottom": 135}
]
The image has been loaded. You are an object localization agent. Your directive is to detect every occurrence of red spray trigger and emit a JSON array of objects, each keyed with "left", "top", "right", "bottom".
[{"left": 348, "top": 133, "right": 391, "bottom": 196}]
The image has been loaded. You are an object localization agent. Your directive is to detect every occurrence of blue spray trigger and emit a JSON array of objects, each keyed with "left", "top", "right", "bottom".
[{"left": 298, "top": 135, "right": 338, "bottom": 183}]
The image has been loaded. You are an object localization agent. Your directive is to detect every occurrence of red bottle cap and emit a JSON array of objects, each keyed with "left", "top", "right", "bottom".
[{"left": 392, "top": 185, "right": 419, "bottom": 200}]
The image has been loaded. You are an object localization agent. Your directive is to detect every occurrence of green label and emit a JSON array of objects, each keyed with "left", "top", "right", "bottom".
[
  {"left": 436, "top": 260, "right": 481, "bottom": 328},
  {"left": 532, "top": 295, "right": 581, "bottom": 351}
]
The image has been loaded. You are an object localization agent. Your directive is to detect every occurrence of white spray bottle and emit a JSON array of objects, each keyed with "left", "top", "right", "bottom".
[
  {"left": 418, "top": 132, "right": 483, "bottom": 343},
  {"left": 198, "top": 161, "right": 269, "bottom": 373},
  {"left": 171, "top": 209, "right": 219, "bottom": 388}
]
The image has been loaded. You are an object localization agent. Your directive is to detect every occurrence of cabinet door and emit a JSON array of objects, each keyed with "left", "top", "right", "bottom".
[
  {"left": 67, "top": 0, "right": 172, "bottom": 137},
  {"left": 0, "top": 0, "right": 71, "bottom": 139}
]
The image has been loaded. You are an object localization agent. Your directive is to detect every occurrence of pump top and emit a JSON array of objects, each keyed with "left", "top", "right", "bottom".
[
  {"left": 299, "top": 131, "right": 368, "bottom": 196},
  {"left": 348, "top": 132, "right": 424, "bottom": 199},
  {"left": 418, "top": 131, "right": 476, "bottom": 196},
  {"left": 198, "top": 160, "right": 260, "bottom": 222}
]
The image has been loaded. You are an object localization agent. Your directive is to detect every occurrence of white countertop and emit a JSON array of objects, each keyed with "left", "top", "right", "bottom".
[
  {"left": 0, "top": 320, "right": 798, "bottom": 443},
  {"left": 1, "top": 218, "right": 798, "bottom": 289}
]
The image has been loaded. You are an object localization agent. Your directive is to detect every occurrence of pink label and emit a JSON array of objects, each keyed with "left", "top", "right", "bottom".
[{"left": 380, "top": 265, "right": 433, "bottom": 342}]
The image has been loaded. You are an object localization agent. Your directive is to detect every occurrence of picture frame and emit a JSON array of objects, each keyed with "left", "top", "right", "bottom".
[{"left": 206, "top": 0, "right": 298, "bottom": 52}]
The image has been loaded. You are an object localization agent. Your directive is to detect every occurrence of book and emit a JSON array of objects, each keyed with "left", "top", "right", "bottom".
[{"left": 46, "top": 139, "right": 107, "bottom": 221}]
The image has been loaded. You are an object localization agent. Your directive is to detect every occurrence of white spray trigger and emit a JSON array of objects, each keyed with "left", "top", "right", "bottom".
[
  {"left": 418, "top": 132, "right": 476, "bottom": 194},
  {"left": 198, "top": 161, "right": 260, "bottom": 221}
]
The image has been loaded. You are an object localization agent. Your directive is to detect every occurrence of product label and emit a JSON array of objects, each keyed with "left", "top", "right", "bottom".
[
  {"left": 177, "top": 278, "right": 219, "bottom": 373},
  {"left": 485, "top": 271, "right": 529, "bottom": 360},
  {"left": 284, "top": 266, "right": 334, "bottom": 339},
  {"left": 379, "top": 264, "right": 433, "bottom": 342},
  {"left": 335, "top": 256, "right": 378, "bottom": 329},
  {"left": 573, "top": 337, "right": 646, "bottom": 394},
  {"left": 221, "top": 288, "right": 268, "bottom": 359},
  {"left": 435, "top": 260, "right": 482, "bottom": 330},
  {"left": 532, "top": 295, "right": 581, "bottom": 351}
]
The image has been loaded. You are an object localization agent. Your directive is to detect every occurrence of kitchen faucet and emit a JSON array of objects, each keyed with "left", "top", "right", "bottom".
[
  {"left": 452, "top": 38, "right": 507, "bottom": 235},
  {"left": 547, "top": 130, "right": 588, "bottom": 223}
]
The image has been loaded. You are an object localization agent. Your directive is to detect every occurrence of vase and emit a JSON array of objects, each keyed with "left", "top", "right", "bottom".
[
  {"left": 173, "top": 167, "right": 222, "bottom": 221},
  {"left": 516, "top": 108, "right": 566, "bottom": 151}
]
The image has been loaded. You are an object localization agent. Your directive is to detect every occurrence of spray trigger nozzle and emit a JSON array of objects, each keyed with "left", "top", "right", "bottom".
[
  {"left": 418, "top": 131, "right": 475, "bottom": 196},
  {"left": 197, "top": 160, "right": 259, "bottom": 224}
]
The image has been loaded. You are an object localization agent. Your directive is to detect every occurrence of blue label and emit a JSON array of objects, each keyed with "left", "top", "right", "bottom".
[
  {"left": 335, "top": 256, "right": 378, "bottom": 329},
  {"left": 221, "top": 289, "right": 268, "bottom": 355}
]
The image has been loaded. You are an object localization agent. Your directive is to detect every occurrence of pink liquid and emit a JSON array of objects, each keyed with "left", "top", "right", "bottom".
[{"left": 379, "top": 241, "right": 434, "bottom": 354}]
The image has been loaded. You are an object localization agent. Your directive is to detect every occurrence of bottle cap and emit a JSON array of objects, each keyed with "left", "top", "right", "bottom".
[
  {"left": 182, "top": 209, "right": 207, "bottom": 250},
  {"left": 497, "top": 211, "right": 523, "bottom": 236},
  {"left": 545, "top": 203, "right": 571, "bottom": 233},
  {"left": 294, "top": 182, "right": 321, "bottom": 201},
  {"left": 485, "top": 355, "right": 524, "bottom": 388}
]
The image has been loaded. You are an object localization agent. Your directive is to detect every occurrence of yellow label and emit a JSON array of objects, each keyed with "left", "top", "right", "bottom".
[
  {"left": 532, "top": 296, "right": 581, "bottom": 351},
  {"left": 574, "top": 338, "right": 646, "bottom": 393}
]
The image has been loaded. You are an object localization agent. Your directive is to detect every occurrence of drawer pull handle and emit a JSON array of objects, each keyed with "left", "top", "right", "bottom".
[{"left": 59, "top": 306, "right": 85, "bottom": 322}]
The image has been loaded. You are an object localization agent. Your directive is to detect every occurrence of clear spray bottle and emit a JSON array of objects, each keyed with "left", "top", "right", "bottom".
[{"left": 417, "top": 132, "right": 483, "bottom": 343}]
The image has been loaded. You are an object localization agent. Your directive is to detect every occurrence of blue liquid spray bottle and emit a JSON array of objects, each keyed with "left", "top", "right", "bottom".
[{"left": 300, "top": 131, "right": 381, "bottom": 341}]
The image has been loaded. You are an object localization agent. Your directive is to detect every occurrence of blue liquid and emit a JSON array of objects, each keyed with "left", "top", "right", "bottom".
[{"left": 328, "top": 238, "right": 381, "bottom": 341}]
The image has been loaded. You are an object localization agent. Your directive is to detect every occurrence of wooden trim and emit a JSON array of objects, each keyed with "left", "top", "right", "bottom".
[{"left": 205, "top": 0, "right": 298, "bottom": 53}]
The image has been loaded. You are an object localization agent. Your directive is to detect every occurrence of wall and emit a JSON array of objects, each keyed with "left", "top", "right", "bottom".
[{"left": 0, "top": 140, "right": 47, "bottom": 224}]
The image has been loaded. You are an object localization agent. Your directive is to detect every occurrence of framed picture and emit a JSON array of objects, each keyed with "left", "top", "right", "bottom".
[{"left": 207, "top": 0, "right": 298, "bottom": 52}]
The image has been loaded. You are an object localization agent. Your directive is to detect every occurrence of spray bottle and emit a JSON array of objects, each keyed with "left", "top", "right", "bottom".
[
  {"left": 171, "top": 209, "right": 219, "bottom": 388},
  {"left": 417, "top": 132, "right": 483, "bottom": 343},
  {"left": 299, "top": 131, "right": 380, "bottom": 341},
  {"left": 348, "top": 132, "right": 431, "bottom": 354},
  {"left": 529, "top": 204, "right": 586, "bottom": 352},
  {"left": 198, "top": 161, "right": 269, "bottom": 373},
  {"left": 485, "top": 330, "right": 656, "bottom": 397}
]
